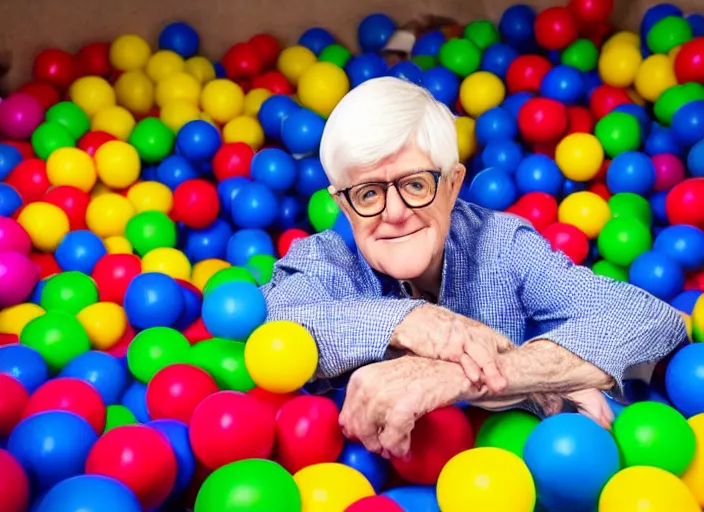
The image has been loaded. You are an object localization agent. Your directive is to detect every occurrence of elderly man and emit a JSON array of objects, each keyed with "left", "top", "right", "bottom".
[{"left": 261, "top": 77, "right": 688, "bottom": 459}]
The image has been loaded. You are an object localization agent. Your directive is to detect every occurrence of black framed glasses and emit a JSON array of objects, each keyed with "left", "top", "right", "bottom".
[{"left": 336, "top": 170, "right": 442, "bottom": 218}]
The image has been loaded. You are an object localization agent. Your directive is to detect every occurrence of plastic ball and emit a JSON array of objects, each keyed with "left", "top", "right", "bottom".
[
  {"left": 202, "top": 280, "right": 266, "bottom": 340},
  {"left": 172, "top": 179, "right": 219, "bottom": 229},
  {"left": 45, "top": 101, "right": 90, "bottom": 140},
  {"left": 655, "top": 83, "right": 704, "bottom": 126},
  {"left": 481, "top": 139, "right": 523, "bottom": 172},
  {"left": 654, "top": 225, "right": 704, "bottom": 271},
  {"left": 600, "top": 465, "right": 699, "bottom": 511},
  {"left": 54, "top": 230, "right": 106, "bottom": 275},
  {"left": 35, "top": 474, "right": 141, "bottom": 512},
  {"left": 651, "top": 153, "right": 685, "bottom": 191},
  {"left": 185, "top": 55, "right": 216, "bottom": 84},
  {"left": 75, "top": 302, "right": 126, "bottom": 350},
  {"left": 277, "top": 45, "right": 317, "bottom": 86},
  {"left": 635, "top": 54, "right": 677, "bottom": 104},
  {"left": 555, "top": 132, "right": 604, "bottom": 181},
  {"left": 92, "top": 140, "right": 140, "bottom": 189},
  {"left": 203, "top": 266, "right": 257, "bottom": 295},
  {"left": 607, "top": 151, "right": 656, "bottom": 195},
  {"left": 666, "top": 178, "right": 704, "bottom": 228},
  {"left": 466, "top": 167, "right": 517, "bottom": 211},
  {"left": 212, "top": 142, "right": 253, "bottom": 181},
  {"left": 598, "top": 42, "right": 642, "bottom": 88},
  {"left": 595, "top": 112, "right": 642, "bottom": 158},
  {"left": 0, "top": 303, "right": 44, "bottom": 337},
  {"left": 298, "top": 62, "right": 350, "bottom": 118},
  {"left": 230, "top": 181, "right": 278, "bottom": 229},
  {"left": 125, "top": 327, "right": 189, "bottom": 383},
  {"left": 421, "top": 66, "right": 460, "bottom": 106},
  {"left": 222, "top": 115, "right": 265, "bottom": 150},
  {"left": 598, "top": 216, "right": 652, "bottom": 266},
  {"left": 439, "top": 38, "right": 482, "bottom": 78},
  {"left": 17, "top": 201, "right": 69, "bottom": 252},
  {"left": 534, "top": 6, "right": 578, "bottom": 50},
  {"left": 294, "top": 462, "right": 375, "bottom": 512},
  {"left": 474, "top": 410, "right": 540, "bottom": 457},
  {"left": 190, "top": 338, "right": 253, "bottom": 391},
  {"left": 0, "top": 373, "right": 29, "bottom": 438},
  {"left": 648, "top": 15, "right": 693, "bottom": 55},
  {"left": 184, "top": 218, "right": 233, "bottom": 262},
  {"left": 144, "top": 50, "right": 184, "bottom": 83},
  {"left": 675, "top": 37, "right": 704, "bottom": 84},
  {"left": 0, "top": 183, "right": 22, "bottom": 217},
  {"left": 251, "top": 148, "right": 297, "bottom": 191},
  {"left": 518, "top": 97, "right": 567, "bottom": 143},
  {"left": 666, "top": 344, "right": 704, "bottom": 418},
  {"left": 542, "top": 222, "right": 590, "bottom": 264},
  {"left": 682, "top": 414, "right": 704, "bottom": 507},
  {"left": 159, "top": 21, "right": 199, "bottom": 59},
  {"left": 85, "top": 193, "right": 135, "bottom": 238},
  {"left": 540, "top": 65, "right": 584, "bottom": 104},
  {"left": 0, "top": 449, "right": 29, "bottom": 512},
  {"left": 0, "top": 344, "right": 49, "bottom": 395},
  {"left": 31, "top": 121, "right": 76, "bottom": 160},
  {"left": 557, "top": 191, "right": 611, "bottom": 239},
  {"left": 109, "top": 34, "right": 151, "bottom": 71},
  {"left": 123, "top": 272, "right": 185, "bottom": 329},
  {"left": 145, "top": 363, "right": 218, "bottom": 424},
  {"left": 243, "top": 88, "right": 273, "bottom": 118},
  {"left": 112, "top": 70, "right": 154, "bottom": 115},
  {"left": 155, "top": 72, "right": 201, "bottom": 108},
  {"left": 0, "top": 92, "right": 45, "bottom": 140},
  {"left": 68, "top": 76, "right": 116, "bottom": 118},
  {"left": 39, "top": 270, "right": 98, "bottom": 316},
  {"left": 226, "top": 228, "right": 275, "bottom": 266},
  {"left": 200, "top": 79, "right": 244, "bottom": 124},
  {"left": 0, "top": 252, "right": 38, "bottom": 308},
  {"left": 0, "top": 217, "right": 31, "bottom": 255},
  {"left": 281, "top": 108, "right": 325, "bottom": 154},
  {"left": 90, "top": 253, "right": 141, "bottom": 305},
  {"left": 141, "top": 247, "right": 190, "bottom": 280},
  {"left": 459, "top": 71, "right": 505, "bottom": 118},
  {"left": 58, "top": 350, "right": 127, "bottom": 406}
]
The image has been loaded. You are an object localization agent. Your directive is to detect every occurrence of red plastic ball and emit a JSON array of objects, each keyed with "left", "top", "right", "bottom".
[
  {"left": 566, "top": 105, "right": 595, "bottom": 135},
  {"left": 78, "top": 130, "right": 118, "bottom": 157},
  {"left": 5, "top": 158, "right": 50, "bottom": 203},
  {"left": 589, "top": 84, "right": 631, "bottom": 119},
  {"left": 275, "top": 395, "right": 344, "bottom": 473},
  {"left": 666, "top": 178, "right": 704, "bottom": 229},
  {"left": 685, "top": 269, "right": 704, "bottom": 291},
  {"left": 105, "top": 323, "right": 135, "bottom": 358},
  {"left": 674, "top": 38, "right": 704, "bottom": 84},
  {"left": 222, "top": 42, "right": 263, "bottom": 79},
  {"left": 541, "top": 222, "right": 590, "bottom": 264},
  {"left": 390, "top": 406, "right": 473, "bottom": 485},
  {"left": 29, "top": 252, "right": 61, "bottom": 279},
  {"left": 518, "top": 98, "right": 568, "bottom": 143},
  {"left": 568, "top": 0, "right": 613, "bottom": 24},
  {"left": 531, "top": 140, "right": 559, "bottom": 159},
  {"left": 465, "top": 406, "right": 494, "bottom": 433},
  {"left": 91, "top": 253, "right": 142, "bottom": 305},
  {"left": 2, "top": 141, "right": 35, "bottom": 160},
  {"left": 212, "top": 142, "right": 254, "bottom": 181},
  {"left": 535, "top": 7, "right": 579, "bottom": 51},
  {"left": 75, "top": 42, "right": 112, "bottom": 78},
  {"left": 345, "top": 496, "right": 404, "bottom": 512},
  {"left": 583, "top": 21, "right": 615, "bottom": 47},
  {"left": 17, "top": 81, "right": 61, "bottom": 110},
  {"left": 0, "top": 449, "right": 30, "bottom": 512},
  {"left": 588, "top": 181, "right": 612, "bottom": 201},
  {"left": 510, "top": 192, "right": 559, "bottom": 232},
  {"left": 506, "top": 55, "right": 552, "bottom": 94},
  {"left": 249, "top": 33, "right": 282, "bottom": 69},
  {"left": 85, "top": 425, "right": 177, "bottom": 510},
  {"left": 0, "top": 374, "right": 29, "bottom": 437},
  {"left": 172, "top": 179, "right": 220, "bottom": 229},
  {"left": 182, "top": 317, "right": 212, "bottom": 344},
  {"left": 278, "top": 228, "right": 310, "bottom": 257},
  {"left": 32, "top": 48, "right": 76, "bottom": 91},
  {"left": 147, "top": 364, "right": 219, "bottom": 424},
  {"left": 189, "top": 391, "right": 275, "bottom": 470},
  {"left": 43, "top": 186, "right": 90, "bottom": 231},
  {"left": 22, "top": 377, "right": 106, "bottom": 434},
  {"left": 248, "top": 386, "right": 298, "bottom": 417},
  {"left": 594, "top": 159, "right": 610, "bottom": 181},
  {"left": 252, "top": 70, "right": 294, "bottom": 95}
]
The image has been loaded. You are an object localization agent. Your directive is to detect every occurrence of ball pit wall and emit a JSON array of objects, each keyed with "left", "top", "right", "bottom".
[{"left": 0, "top": 0, "right": 698, "bottom": 92}]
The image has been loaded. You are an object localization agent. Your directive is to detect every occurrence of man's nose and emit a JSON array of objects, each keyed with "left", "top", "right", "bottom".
[{"left": 381, "top": 186, "right": 408, "bottom": 223}]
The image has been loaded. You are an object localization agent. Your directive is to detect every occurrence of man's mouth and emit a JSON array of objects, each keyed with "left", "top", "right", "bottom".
[{"left": 378, "top": 227, "right": 424, "bottom": 242}]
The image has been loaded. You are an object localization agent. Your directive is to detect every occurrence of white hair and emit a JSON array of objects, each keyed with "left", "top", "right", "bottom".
[{"left": 319, "top": 76, "right": 459, "bottom": 188}]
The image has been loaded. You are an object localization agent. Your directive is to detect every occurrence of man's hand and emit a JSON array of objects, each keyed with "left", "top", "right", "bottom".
[
  {"left": 566, "top": 388, "right": 615, "bottom": 430},
  {"left": 339, "top": 355, "right": 485, "bottom": 459},
  {"left": 391, "top": 305, "right": 514, "bottom": 393}
]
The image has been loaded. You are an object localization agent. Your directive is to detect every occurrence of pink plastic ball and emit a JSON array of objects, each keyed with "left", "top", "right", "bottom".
[
  {"left": 0, "top": 217, "right": 32, "bottom": 255},
  {"left": 0, "top": 93, "right": 45, "bottom": 140},
  {"left": 0, "top": 252, "right": 39, "bottom": 307},
  {"left": 652, "top": 153, "right": 686, "bottom": 192}
]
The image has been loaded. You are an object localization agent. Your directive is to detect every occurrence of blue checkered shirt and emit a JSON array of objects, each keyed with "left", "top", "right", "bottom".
[{"left": 261, "top": 199, "right": 688, "bottom": 396}]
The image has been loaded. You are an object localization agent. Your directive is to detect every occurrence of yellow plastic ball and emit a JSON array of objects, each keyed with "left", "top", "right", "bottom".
[
  {"left": 85, "top": 193, "right": 135, "bottom": 238},
  {"left": 95, "top": 140, "right": 141, "bottom": 189},
  {"left": 114, "top": 70, "right": 155, "bottom": 116},
  {"left": 460, "top": 71, "right": 506, "bottom": 118},
  {"left": 0, "top": 303, "right": 45, "bottom": 336},
  {"left": 437, "top": 447, "right": 536, "bottom": 512},
  {"left": 693, "top": 294, "right": 704, "bottom": 342},
  {"left": 243, "top": 88, "right": 273, "bottom": 118},
  {"left": 682, "top": 313, "right": 693, "bottom": 340},
  {"left": 104, "top": 236, "right": 133, "bottom": 254},
  {"left": 669, "top": 45, "right": 682, "bottom": 61},
  {"left": 603, "top": 31, "right": 640, "bottom": 52},
  {"left": 200, "top": 79, "right": 245, "bottom": 124},
  {"left": 555, "top": 133, "right": 604, "bottom": 182},
  {"left": 191, "top": 259, "right": 231, "bottom": 291},
  {"left": 146, "top": 50, "right": 185, "bottom": 83},
  {"left": 635, "top": 54, "right": 677, "bottom": 103},
  {"left": 244, "top": 320, "right": 319, "bottom": 393},
  {"left": 91, "top": 181, "right": 112, "bottom": 199},
  {"left": 598, "top": 43, "right": 643, "bottom": 88},
  {"left": 682, "top": 414, "right": 704, "bottom": 506},
  {"left": 91, "top": 105, "right": 136, "bottom": 141},
  {"left": 110, "top": 34, "right": 152, "bottom": 72},
  {"left": 17, "top": 202, "right": 70, "bottom": 252},
  {"left": 155, "top": 72, "right": 201, "bottom": 108},
  {"left": 293, "top": 463, "right": 375, "bottom": 512},
  {"left": 141, "top": 247, "right": 192, "bottom": 281},
  {"left": 297, "top": 61, "right": 350, "bottom": 118},
  {"left": 558, "top": 191, "right": 612, "bottom": 239},
  {"left": 77, "top": 302, "right": 127, "bottom": 350},
  {"left": 199, "top": 112, "right": 217, "bottom": 126},
  {"left": 126, "top": 181, "right": 173, "bottom": 214},
  {"left": 456, "top": 116, "right": 478, "bottom": 162},
  {"left": 160, "top": 100, "right": 201, "bottom": 132},
  {"left": 599, "top": 466, "right": 699, "bottom": 512},
  {"left": 223, "top": 116, "right": 265, "bottom": 150},
  {"left": 277, "top": 45, "right": 317, "bottom": 86},
  {"left": 626, "top": 87, "right": 646, "bottom": 106},
  {"left": 46, "top": 147, "right": 97, "bottom": 192},
  {"left": 69, "top": 76, "right": 116, "bottom": 118},
  {"left": 185, "top": 56, "right": 216, "bottom": 85}
]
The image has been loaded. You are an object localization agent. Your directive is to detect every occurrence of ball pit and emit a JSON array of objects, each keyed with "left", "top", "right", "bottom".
[{"left": 1, "top": 3, "right": 704, "bottom": 511}]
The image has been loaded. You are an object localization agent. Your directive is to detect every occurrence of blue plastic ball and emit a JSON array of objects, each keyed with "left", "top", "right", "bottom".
[
  {"left": 561, "top": 178, "right": 587, "bottom": 198},
  {"left": 670, "top": 290, "right": 703, "bottom": 315},
  {"left": 422, "top": 66, "right": 459, "bottom": 107},
  {"left": 29, "top": 279, "right": 47, "bottom": 305},
  {"left": 121, "top": 381, "right": 149, "bottom": 423},
  {"left": 524, "top": 413, "right": 620, "bottom": 512},
  {"left": 540, "top": 65, "right": 585, "bottom": 105},
  {"left": 176, "top": 120, "right": 221, "bottom": 163},
  {"left": 276, "top": 195, "right": 303, "bottom": 231},
  {"left": 0, "top": 144, "right": 22, "bottom": 181},
  {"left": 582, "top": 69, "right": 603, "bottom": 101},
  {"left": 516, "top": 154, "right": 564, "bottom": 196},
  {"left": 412, "top": 30, "right": 446, "bottom": 57},
  {"left": 231, "top": 181, "right": 279, "bottom": 229},
  {"left": 338, "top": 442, "right": 389, "bottom": 492},
  {"left": 672, "top": 99, "right": 704, "bottom": 147},
  {"left": 388, "top": 61, "right": 423, "bottom": 85},
  {"left": 502, "top": 92, "right": 534, "bottom": 118},
  {"left": 332, "top": 214, "right": 356, "bottom": 252},
  {"left": 183, "top": 218, "right": 233, "bottom": 262},
  {"left": 687, "top": 138, "right": 704, "bottom": 177},
  {"left": 0, "top": 345, "right": 48, "bottom": 394},
  {"left": 298, "top": 27, "right": 335, "bottom": 55},
  {"left": 8, "top": 411, "right": 99, "bottom": 492},
  {"left": 157, "top": 155, "right": 199, "bottom": 190},
  {"left": 158, "top": 21, "right": 199, "bottom": 58},
  {"left": 346, "top": 53, "right": 387, "bottom": 88},
  {"left": 258, "top": 95, "right": 300, "bottom": 140},
  {"left": 141, "top": 165, "right": 158, "bottom": 181},
  {"left": 382, "top": 486, "right": 440, "bottom": 511},
  {"left": 606, "top": 151, "right": 656, "bottom": 195},
  {"left": 475, "top": 106, "right": 518, "bottom": 144},
  {"left": 649, "top": 189, "right": 669, "bottom": 225},
  {"left": 498, "top": 4, "right": 536, "bottom": 47},
  {"left": 147, "top": 419, "right": 196, "bottom": 500},
  {"left": 614, "top": 103, "right": 652, "bottom": 137},
  {"left": 653, "top": 224, "right": 704, "bottom": 271},
  {"left": 202, "top": 280, "right": 267, "bottom": 340},
  {"left": 35, "top": 475, "right": 141, "bottom": 512},
  {"left": 173, "top": 281, "right": 202, "bottom": 331},
  {"left": 250, "top": 148, "right": 297, "bottom": 191},
  {"left": 666, "top": 343, "right": 704, "bottom": 418},
  {"left": 358, "top": 13, "right": 396, "bottom": 53},
  {"left": 641, "top": 4, "right": 683, "bottom": 42},
  {"left": 54, "top": 230, "right": 107, "bottom": 274},
  {"left": 59, "top": 351, "right": 128, "bottom": 405},
  {"left": 629, "top": 250, "right": 685, "bottom": 301},
  {"left": 688, "top": 13, "right": 704, "bottom": 37},
  {"left": 0, "top": 183, "right": 22, "bottom": 217},
  {"left": 481, "top": 140, "right": 523, "bottom": 172},
  {"left": 281, "top": 108, "right": 325, "bottom": 155},
  {"left": 213, "top": 61, "right": 226, "bottom": 79},
  {"left": 645, "top": 122, "right": 684, "bottom": 157},
  {"left": 480, "top": 43, "right": 519, "bottom": 80},
  {"left": 296, "top": 156, "right": 329, "bottom": 197},
  {"left": 226, "top": 228, "right": 275, "bottom": 266},
  {"left": 217, "top": 177, "right": 251, "bottom": 218},
  {"left": 123, "top": 272, "right": 185, "bottom": 329},
  {"left": 467, "top": 167, "right": 517, "bottom": 210}
]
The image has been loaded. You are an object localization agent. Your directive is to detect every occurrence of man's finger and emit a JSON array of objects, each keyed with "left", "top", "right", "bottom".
[
  {"left": 379, "top": 410, "right": 414, "bottom": 460},
  {"left": 479, "top": 361, "right": 508, "bottom": 393},
  {"left": 459, "top": 353, "right": 482, "bottom": 384}
]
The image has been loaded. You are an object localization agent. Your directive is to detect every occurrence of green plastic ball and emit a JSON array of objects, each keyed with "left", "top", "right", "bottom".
[
  {"left": 591, "top": 260, "right": 629, "bottom": 282},
  {"left": 126, "top": 327, "right": 191, "bottom": 383},
  {"left": 411, "top": 55, "right": 437, "bottom": 71},
  {"left": 308, "top": 189, "right": 340, "bottom": 232},
  {"left": 125, "top": 211, "right": 177, "bottom": 256},
  {"left": 647, "top": 16, "right": 693, "bottom": 55},
  {"left": 595, "top": 112, "right": 642, "bottom": 158},
  {"left": 654, "top": 83, "right": 704, "bottom": 126},
  {"left": 40, "top": 271, "right": 99, "bottom": 315},
  {"left": 31, "top": 121, "right": 76, "bottom": 160},
  {"left": 190, "top": 338, "right": 255, "bottom": 391},
  {"left": 561, "top": 39, "right": 599, "bottom": 72},
  {"left": 104, "top": 404, "right": 138, "bottom": 432},
  {"left": 194, "top": 459, "right": 302, "bottom": 512},
  {"left": 45, "top": 101, "right": 90, "bottom": 140},
  {"left": 247, "top": 254, "right": 277, "bottom": 285},
  {"left": 203, "top": 266, "right": 257, "bottom": 296},
  {"left": 20, "top": 311, "right": 90, "bottom": 373},
  {"left": 129, "top": 118, "right": 175, "bottom": 163},
  {"left": 613, "top": 401, "right": 695, "bottom": 476},
  {"left": 463, "top": 20, "right": 500, "bottom": 50},
  {"left": 597, "top": 216, "right": 652, "bottom": 267},
  {"left": 438, "top": 38, "right": 482, "bottom": 77},
  {"left": 608, "top": 193, "right": 652, "bottom": 227},
  {"left": 474, "top": 410, "right": 540, "bottom": 458},
  {"left": 319, "top": 44, "right": 352, "bottom": 68}
]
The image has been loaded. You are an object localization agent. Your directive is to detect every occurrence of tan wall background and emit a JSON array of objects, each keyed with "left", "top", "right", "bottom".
[{"left": 0, "top": 0, "right": 701, "bottom": 91}]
